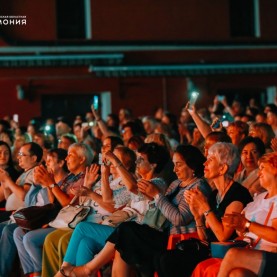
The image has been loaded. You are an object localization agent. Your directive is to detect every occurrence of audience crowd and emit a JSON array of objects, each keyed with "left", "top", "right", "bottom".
[{"left": 0, "top": 94, "right": 276, "bottom": 277}]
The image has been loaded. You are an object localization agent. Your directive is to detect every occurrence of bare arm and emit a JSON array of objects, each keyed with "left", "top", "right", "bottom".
[
  {"left": 34, "top": 165, "right": 73, "bottom": 207},
  {"left": 105, "top": 151, "right": 138, "bottom": 194},
  {"left": 185, "top": 188, "right": 244, "bottom": 241},
  {"left": 91, "top": 106, "right": 118, "bottom": 137},
  {"left": 186, "top": 103, "right": 212, "bottom": 139}
]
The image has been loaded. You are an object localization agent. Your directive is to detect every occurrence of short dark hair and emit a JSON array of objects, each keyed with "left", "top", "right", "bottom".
[
  {"left": 48, "top": 148, "right": 69, "bottom": 172},
  {"left": 206, "top": 131, "right": 232, "bottom": 143},
  {"left": 138, "top": 142, "right": 170, "bottom": 174},
  {"left": 238, "top": 136, "right": 265, "bottom": 157},
  {"left": 175, "top": 144, "right": 206, "bottom": 178},
  {"left": 105, "top": 136, "right": 124, "bottom": 151},
  {"left": 24, "top": 142, "right": 43, "bottom": 163}
]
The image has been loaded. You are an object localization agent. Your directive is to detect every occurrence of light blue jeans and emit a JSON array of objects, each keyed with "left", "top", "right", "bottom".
[
  {"left": 13, "top": 226, "right": 55, "bottom": 274},
  {"left": 64, "top": 222, "right": 115, "bottom": 266}
]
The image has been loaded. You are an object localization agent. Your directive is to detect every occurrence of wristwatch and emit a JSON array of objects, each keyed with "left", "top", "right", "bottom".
[
  {"left": 244, "top": 220, "right": 251, "bottom": 232},
  {"left": 204, "top": 209, "right": 213, "bottom": 217},
  {"left": 49, "top": 183, "right": 57, "bottom": 189}
]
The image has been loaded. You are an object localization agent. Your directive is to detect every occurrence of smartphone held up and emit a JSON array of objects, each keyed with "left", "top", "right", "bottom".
[{"left": 188, "top": 91, "right": 199, "bottom": 110}]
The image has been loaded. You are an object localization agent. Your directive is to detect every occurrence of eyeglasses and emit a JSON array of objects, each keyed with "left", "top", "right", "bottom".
[
  {"left": 136, "top": 156, "right": 147, "bottom": 165},
  {"left": 17, "top": 152, "right": 31, "bottom": 157}
]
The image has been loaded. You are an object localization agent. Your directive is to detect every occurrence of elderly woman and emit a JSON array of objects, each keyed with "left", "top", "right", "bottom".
[
  {"left": 154, "top": 143, "right": 252, "bottom": 277},
  {"left": 193, "top": 151, "right": 277, "bottom": 277},
  {"left": 235, "top": 136, "right": 265, "bottom": 196},
  {"left": 58, "top": 145, "right": 211, "bottom": 277},
  {"left": 55, "top": 143, "right": 170, "bottom": 277}
]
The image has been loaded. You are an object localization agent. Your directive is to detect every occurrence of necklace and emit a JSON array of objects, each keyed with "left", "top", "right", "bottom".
[
  {"left": 216, "top": 180, "right": 233, "bottom": 209},
  {"left": 180, "top": 176, "right": 198, "bottom": 187}
]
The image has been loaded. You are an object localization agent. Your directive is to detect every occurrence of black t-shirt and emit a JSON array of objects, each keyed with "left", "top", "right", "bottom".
[{"left": 206, "top": 181, "right": 253, "bottom": 241}]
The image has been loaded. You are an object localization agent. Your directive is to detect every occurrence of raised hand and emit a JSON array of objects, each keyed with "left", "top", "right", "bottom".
[
  {"left": 34, "top": 165, "right": 55, "bottom": 187},
  {"left": 84, "top": 164, "right": 100, "bottom": 188},
  {"left": 137, "top": 179, "right": 160, "bottom": 198}
]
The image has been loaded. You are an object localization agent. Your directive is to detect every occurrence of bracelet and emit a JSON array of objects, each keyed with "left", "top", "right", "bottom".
[
  {"left": 96, "top": 118, "right": 102, "bottom": 122},
  {"left": 196, "top": 225, "right": 205, "bottom": 229}
]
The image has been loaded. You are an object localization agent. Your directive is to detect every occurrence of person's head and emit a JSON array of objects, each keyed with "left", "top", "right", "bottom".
[
  {"left": 102, "top": 136, "right": 123, "bottom": 154},
  {"left": 127, "top": 135, "right": 145, "bottom": 152},
  {"left": 33, "top": 132, "right": 46, "bottom": 148},
  {"left": 249, "top": 122, "right": 275, "bottom": 149},
  {"left": 119, "top": 108, "right": 132, "bottom": 123},
  {"left": 136, "top": 142, "right": 170, "bottom": 177},
  {"left": 144, "top": 133, "right": 172, "bottom": 153},
  {"left": 266, "top": 110, "right": 277, "bottom": 127},
  {"left": 0, "top": 141, "right": 13, "bottom": 169},
  {"left": 55, "top": 117, "right": 72, "bottom": 137},
  {"left": 106, "top": 113, "right": 119, "bottom": 129},
  {"left": 110, "top": 146, "right": 137, "bottom": 177},
  {"left": 238, "top": 137, "right": 265, "bottom": 172},
  {"left": 204, "top": 142, "right": 240, "bottom": 180},
  {"left": 173, "top": 145, "right": 206, "bottom": 181},
  {"left": 142, "top": 116, "right": 158, "bottom": 135},
  {"left": 204, "top": 131, "right": 231, "bottom": 157},
  {"left": 227, "top": 121, "right": 249, "bottom": 145},
  {"left": 264, "top": 104, "right": 277, "bottom": 114},
  {"left": 231, "top": 100, "right": 244, "bottom": 116},
  {"left": 73, "top": 123, "right": 83, "bottom": 142},
  {"left": 17, "top": 142, "right": 43, "bottom": 170},
  {"left": 255, "top": 112, "right": 267, "bottom": 123},
  {"left": 122, "top": 120, "right": 145, "bottom": 145},
  {"left": 66, "top": 143, "right": 94, "bottom": 174},
  {"left": 46, "top": 148, "right": 68, "bottom": 174},
  {"left": 258, "top": 152, "right": 277, "bottom": 190},
  {"left": 58, "top": 134, "right": 77, "bottom": 150}
]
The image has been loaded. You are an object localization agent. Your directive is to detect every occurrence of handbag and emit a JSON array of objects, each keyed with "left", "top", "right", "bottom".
[
  {"left": 102, "top": 207, "right": 137, "bottom": 227},
  {"left": 142, "top": 201, "right": 168, "bottom": 231},
  {"left": 211, "top": 240, "right": 249, "bottom": 258},
  {"left": 49, "top": 196, "right": 91, "bottom": 229},
  {"left": 13, "top": 203, "right": 60, "bottom": 230},
  {"left": 176, "top": 238, "right": 210, "bottom": 260}
]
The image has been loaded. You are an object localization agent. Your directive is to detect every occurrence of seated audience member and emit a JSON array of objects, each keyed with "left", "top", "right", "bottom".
[
  {"left": 54, "top": 143, "right": 169, "bottom": 276},
  {"left": 249, "top": 122, "right": 275, "bottom": 152},
  {"left": 58, "top": 134, "right": 77, "bottom": 151},
  {"left": 192, "top": 152, "right": 277, "bottom": 277},
  {"left": 13, "top": 148, "right": 72, "bottom": 277},
  {"left": 0, "top": 141, "right": 20, "bottom": 209},
  {"left": 0, "top": 142, "right": 43, "bottom": 222},
  {"left": 266, "top": 109, "right": 277, "bottom": 136},
  {"left": 0, "top": 142, "right": 43, "bottom": 276},
  {"left": 127, "top": 135, "right": 145, "bottom": 152},
  {"left": 155, "top": 143, "right": 252, "bottom": 277},
  {"left": 57, "top": 145, "right": 211, "bottom": 277},
  {"left": 41, "top": 137, "right": 124, "bottom": 277},
  {"left": 144, "top": 133, "right": 177, "bottom": 185},
  {"left": 142, "top": 116, "right": 158, "bottom": 135},
  {"left": 235, "top": 137, "right": 266, "bottom": 196},
  {"left": 203, "top": 131, "right": 231, "bottom": 157},
  {"left": 121, "top": 120, "right": 146, "bottom": 146},
  {"left": 55, "top": 117, "right": 72, "bottom": 139},
  {"left": 118, "top": 108, "right": 133, "bottom": 129},
  {"left": 226, "top": 121, "right": 249, "bottom": 146}
]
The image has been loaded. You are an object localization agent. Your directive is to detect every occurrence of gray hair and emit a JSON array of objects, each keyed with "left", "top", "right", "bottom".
[
  {"left": 208, "top": 142, "right": 240, "bottom": 179},
  {"left": 69, "top": 143, "right": 94, "bottom": 166}
]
